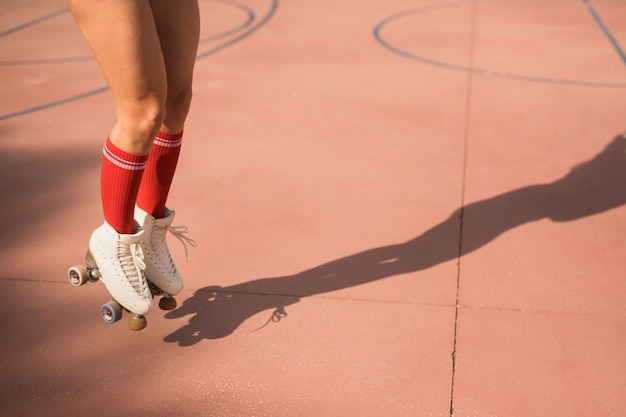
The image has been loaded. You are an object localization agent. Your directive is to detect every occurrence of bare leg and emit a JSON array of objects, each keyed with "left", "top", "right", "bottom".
[{"left": 150, "top": 0, "right": 200, "bottom": 134}]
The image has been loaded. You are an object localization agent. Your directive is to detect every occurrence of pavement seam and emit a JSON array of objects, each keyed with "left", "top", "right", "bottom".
[{"left": 450, "top": 0, "right": 479, "bottom": 415}]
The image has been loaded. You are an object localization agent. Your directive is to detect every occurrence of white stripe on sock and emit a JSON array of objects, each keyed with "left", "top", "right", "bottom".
[
  {"left": 103, "top": 143, "right": 146, "bottom": 171},
  {"left": 153, "top": 136, "right": 183, "bottom": 148}
]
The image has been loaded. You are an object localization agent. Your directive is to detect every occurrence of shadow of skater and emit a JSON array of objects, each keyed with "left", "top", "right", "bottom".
[{"left": 164, "top": 134, "right": 626, "bottom": 346}]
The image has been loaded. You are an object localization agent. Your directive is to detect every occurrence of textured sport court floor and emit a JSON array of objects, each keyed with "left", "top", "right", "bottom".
[{"left": 1, "top": 0, "right": 625, "bottom": 416}]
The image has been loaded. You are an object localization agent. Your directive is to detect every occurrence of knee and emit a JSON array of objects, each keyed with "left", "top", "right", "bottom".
[
  {"left": 114, "top": 95, "right": 167, "bottom": 154},
  {"left": 141, "top": 97, "right": 167, "bottom": 135}
]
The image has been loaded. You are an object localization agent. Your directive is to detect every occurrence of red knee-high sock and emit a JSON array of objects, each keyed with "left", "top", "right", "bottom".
[
  {"left": 136, "top": 131, "right": 183, "bottom": 219},
  {"left": 101, "top": 137, "right": 148, "bottom": 234}
]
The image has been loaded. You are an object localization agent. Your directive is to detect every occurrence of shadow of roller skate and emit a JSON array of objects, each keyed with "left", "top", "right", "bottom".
[{"left": 165, "top": 134, "right": 626, "bottom": 346}]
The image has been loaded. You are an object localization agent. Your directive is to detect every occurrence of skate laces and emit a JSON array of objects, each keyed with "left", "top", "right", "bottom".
[
  {"left": 118, "top": 241, "right": 148, "bottom": 294},
  {"left": 167, "top": 225, "right": 197, "bottom": 262}
]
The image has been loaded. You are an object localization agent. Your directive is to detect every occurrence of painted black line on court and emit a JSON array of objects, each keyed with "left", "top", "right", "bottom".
[
  {"left": 0, "top": 0, "right": 256, "bottom": 66},
  {"left": 0, "top": 56, "right": 94, "bottom": 66},
  {"left": 0, "top": 0, "right": 279, "bottom": 121},
  {"left": 0, "top": 86, "right": 110, "bottom": 122},
  {"left": 0, "top": 7, "right": 93, "bottom": 66},
  {"left": 196, "top": 0, "right": 278, "bottom": 60},
  {"left": 0, "top": 7, "right": 69, "bottom": 38},
  {"left": 581, "top": 0, "right": 626, "bottom": 66},
  {"left": 373, "top": 2, "right": 626, "bottom": 89},
  {"left": 198, "top": 0, "right": 256, "bottom": 45}
]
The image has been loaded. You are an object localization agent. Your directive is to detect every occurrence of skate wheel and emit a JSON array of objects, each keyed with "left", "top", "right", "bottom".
[
  {"left": 159, "top": 296, "right": 177, "bottom": 311},
  {"left": 101, "top": 301, "right": 123, "bottom": 324},
  {"left": 68, "top": 265, "right": 89, "bottom": 286},
  {"left": 128, "top": 314, "right": 147, "bottom": 331}
]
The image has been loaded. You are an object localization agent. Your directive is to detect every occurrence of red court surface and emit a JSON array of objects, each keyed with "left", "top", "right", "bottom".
[{"left": 1, "top": 0, "right": 626, "bottom": 416}]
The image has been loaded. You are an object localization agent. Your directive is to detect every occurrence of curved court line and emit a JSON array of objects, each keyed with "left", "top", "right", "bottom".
[
  {"left": 0, "top": 0, "right": 256, "bottom": 66},
  {"left": 196, "top": 0, "right": 278, "bottom": 60},
  {"left": 0, "top": 0, "right": 279, "bottom": 121},
  {"left": 373, "top": 2, "right": 626, "bottom": 89},
  {"left": 0, "top": 87, "right": 110, "bottom": 122},
  {"left": 199, "top": 0, "right": 256, "bottom": 44},
  {"left": 0, "top": 7, "right": 93, "bottom": 66}
]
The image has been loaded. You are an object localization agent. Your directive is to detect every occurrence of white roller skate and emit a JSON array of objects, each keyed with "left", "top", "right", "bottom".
[
  {"left": 68, "top": 221, "right": 153, "bottom": 330},
  {"left": 134, "top": 207, "right": 196, "bottom": 311}
]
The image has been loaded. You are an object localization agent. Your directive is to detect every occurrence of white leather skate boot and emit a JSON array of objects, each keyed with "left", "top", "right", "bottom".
[
  {"left": 87, "top": 222, "right": 152, "bottom": 315},
  {"left": 134, "top": 207, "right": 196, "bottom": 297}
]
